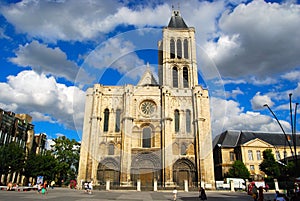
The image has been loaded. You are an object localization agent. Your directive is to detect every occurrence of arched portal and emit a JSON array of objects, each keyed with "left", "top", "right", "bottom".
[
  {"left": 131, "top": 152, "right": 161, "bottom": 189},
  {"left": 97, "top": 158, "right": 120, "bottom": 186},
  {"left": 173, "top": 158, "right": 196, "bottom": 187}
]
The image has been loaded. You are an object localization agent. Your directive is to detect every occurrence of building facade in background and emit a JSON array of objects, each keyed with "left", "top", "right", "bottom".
[
  {"left": 213, "top": 130, "right": 300, "bottom": 181},
  {"left": 0, "top": 108, "right": 47, "bottom": 185},
  {"left": 78, "top": 10, "right": 215, "bottom": 189}
]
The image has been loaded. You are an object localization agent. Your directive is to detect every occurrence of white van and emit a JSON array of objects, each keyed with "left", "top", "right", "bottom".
[{"left": 226, "top": 178, "right": 246, "bottom": 190}]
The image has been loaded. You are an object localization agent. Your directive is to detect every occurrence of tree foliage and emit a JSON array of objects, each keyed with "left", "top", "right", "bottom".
[
  {"left": 0, "top": 142, "right": 25, "bottom": 175},
  {"left": 0, "top": 136, "right": 80, "bottom": 186},
  {"left": 259, "top": 149, "right": 280, "bottom": 178},
  {"left": 23, "top": 150, "right": 58, "bottom": 183},
  {"left": 227, "top": 160, "right": 250, "bottom": 179},
  {"left": 50, "top": 136, "right": 80, "bottom": 184}
]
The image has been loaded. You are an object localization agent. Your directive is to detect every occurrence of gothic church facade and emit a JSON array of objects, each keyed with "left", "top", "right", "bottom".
[{"left": 77, "top": 10, "right": 215, "bottom": 189}]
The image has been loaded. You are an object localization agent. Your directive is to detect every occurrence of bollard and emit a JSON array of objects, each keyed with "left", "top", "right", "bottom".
[
  {"left": 106, "top": 180, "right": 110, "bottom": 191},
  {"left": 230, "top": 180, "right": 235, "bottom": 192},
  {"left": 274, "top": 179, "right": 279, "bottom": 191},
  {"left": 184, "top": 180, "right": 188, "bottom": 192},
  {"left": 137, "top": 179, "right": 141, "bottom": 191},
  {"left": 154, "top": 179, "right": 157, "bottom": 191}
]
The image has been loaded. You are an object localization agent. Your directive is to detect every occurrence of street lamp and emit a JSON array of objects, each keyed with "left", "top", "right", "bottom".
[
  {"left": 289, "top": 94, "right": 298, "bottom": 173},
  {"left": 263, "top": 104, "right": 294, "bottom": 159}
]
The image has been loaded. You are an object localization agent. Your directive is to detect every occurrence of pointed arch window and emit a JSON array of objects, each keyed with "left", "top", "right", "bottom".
[
  {"left": 115, "top": 109, "right": 121, "bottom": 132},
  {"left": 183, "top": 67, "right": 189, "bottom": 88},
  {"left": 184, "top": 39, "right": 188, "bottom": 59},
  {"left": 175, "top": 109, "right": 180, "bottom": 132},
  {"left": 177, "top": 39, "right": 182, "bottom": 59},
  {"left": 181, "top": 143, "right": 187, "bottom": 155},
  {"left": 108, "top": 144, "right": 114, "bottom": 155},
  {"left": 172, "top": 67, "right": 178, "bottom": 88},
  {"left": 103, "top": 108, "right": 109, "bottom": 132},
  {"left": 142, "top": 127, "right": 152, "bottom": 148},
  {"left": 170, "top": 39, "right": 175, "bottom": 59},
  {"left": 186, "top": 109, "right": 191, "bottom": 133}
]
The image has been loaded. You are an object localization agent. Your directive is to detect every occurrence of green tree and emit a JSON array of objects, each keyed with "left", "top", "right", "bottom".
[
  {"left": 227, "top": 160, "right": 250, "bottom": 179},
  {"left": 0, "top": 142, "right": 25, "bottom": 183},
  {"left": 50, "top": 136, "right": 80, "bottom": 185},
  {"left": 259, "top": 149, "right": 280, "bottom": 178},
  {"left": 23, "top": 150, "right": 58, "bottom": 184}
]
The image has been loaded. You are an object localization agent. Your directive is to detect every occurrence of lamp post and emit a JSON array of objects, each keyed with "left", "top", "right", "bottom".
[
  {"left": 289, "top": 94, "right": 298, "bottom": 175},
  {"left": 263, "top": 104, "right": 294, "bottom": 159},
  {"left": 264, "top": 94, "right": 299, "bottom": 177}
]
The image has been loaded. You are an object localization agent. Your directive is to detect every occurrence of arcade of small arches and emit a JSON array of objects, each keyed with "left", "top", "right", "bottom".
[{"left": 100, "top": 140, "right": 195, "bottom": 159}]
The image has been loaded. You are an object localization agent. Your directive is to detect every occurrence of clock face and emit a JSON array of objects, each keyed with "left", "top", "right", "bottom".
[{"left": 140, "top": 101, "right": 156, "bottom": 115}]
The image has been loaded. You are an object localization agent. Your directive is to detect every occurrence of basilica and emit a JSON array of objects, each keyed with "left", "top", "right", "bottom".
[{"left": 77, "top": 9, "right": 215, "bottom": 189}]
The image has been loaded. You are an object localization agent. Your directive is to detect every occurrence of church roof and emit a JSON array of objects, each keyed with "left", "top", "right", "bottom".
[
  {"left": 167, "top": 10, "right": 188, "bottom": 29},
  {"left": 137, "top": 63, "right": 158, "bottom": 86}
]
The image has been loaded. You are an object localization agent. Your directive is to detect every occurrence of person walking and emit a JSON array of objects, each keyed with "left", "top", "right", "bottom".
[
  {"left": 50, "top": 180, "right": 55, "bottom": 189},
  {"left": 199, "top": 187, "right": 207, "bottom": 200},
  {"left": 275, "top": 191, "right": 286, "bottom": 201},
  {"left": 258, "top": 186, "right": 264, "bottom": 201},
  {"left": 252, "top": 185, "right": 258, "bottom": 201},
  {"left": 88, "top": 181, "right": 93, "bottom": 194},
  {"left": 84, "top": 181, "right": 88, "bottom": 193},
  {"left": 173, "top": 187, "right": 178, "bottom": 201}
]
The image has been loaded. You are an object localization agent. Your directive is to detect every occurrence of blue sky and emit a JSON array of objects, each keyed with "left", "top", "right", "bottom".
[{"left": 0, "top": 0, "right": 299, "bottom": 142}]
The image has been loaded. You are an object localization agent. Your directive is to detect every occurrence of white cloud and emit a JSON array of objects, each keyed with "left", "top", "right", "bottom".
[
  {"left": 0, "top": 0, "right": 170, "bottom": 42},
  {"left": 46, "top": 139, "right": 55, "bottom": 150},
  {"left": 0, "top": 0, "right": 227, "bottom": 45},
  {"left": 205, "top": 0, "right": 300, "bottom": 79},
  {"left": 215, "top": 78, "right": 246, "bottom": 85},
  {"left": 281, "top": 69, "right": 300, "bottom": 81},
  {"left": 251, "top": 92, "right": 274, "bottom": 110},
  {"left": 0, "top": 27, "right": 10, "bottom": 40},
  {"left": 10, "top": 40, "right": 80, "bottom": 81},
  {"left": 227, "top": 87, "right": 244, "bottom": 99},
  {"left": 250, "top": 76, "right": 277, "bottom": 86},
  {"left": 81, "top": 37, "right": 146, "bottom": 85},
  {"left": 30, "top": 111, "right": 56, "bottom": 123},
  {"left": 210, "top": 96, "right": 290, "bottom": 139},
  {"left": 0, "top": 70, "right": 85, "bottom": 130},
  {"left": 179, "top": 0, "right": 226, "bottom": 45}
]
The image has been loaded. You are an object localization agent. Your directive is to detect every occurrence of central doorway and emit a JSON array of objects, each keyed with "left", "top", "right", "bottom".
[
  {"left": 131, "top": 152, "right": 161, "bottom": 190},
  {"left": 140, "top": 169, "right": 154, "bottom": 188}
]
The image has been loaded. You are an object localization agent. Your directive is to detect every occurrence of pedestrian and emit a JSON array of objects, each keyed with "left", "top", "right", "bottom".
[
  {"left": 84, "top": 181, "right": 88, "bottom": 193},
  {"left": 88, "top": 181, "right": 93, "bottom": 194},
  {"left": 172, "top": 187, "right": 178, "bottom": 201},
  {"left": 41, "top": 186, "right": 47, "bottom": 195},
  {"left": 275, "top": 191, "right": 286, "bottom": 201},
  {"left": 252, "top": 185, "right": 258, "bottom": 201},
  {"left": 199, "top": 187, "right": 207, "bottom": 200},
  {"left": 258, "top": 186, "right": 264, "bottom": 201},
  {"left": 37, "top": 182, "right": 42, "bottom": 193},
  {"left": 6, "top": 182, "right": 13, "bottom": 191},
  {"left": 265, "top": 184, "right": 269, "bottom": 192},
  {"left": 50, "top": 180, "right": 55, "bottom": 189},
  {"left": 43, "top": 181, "right": 48, "bottom": 189}
]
